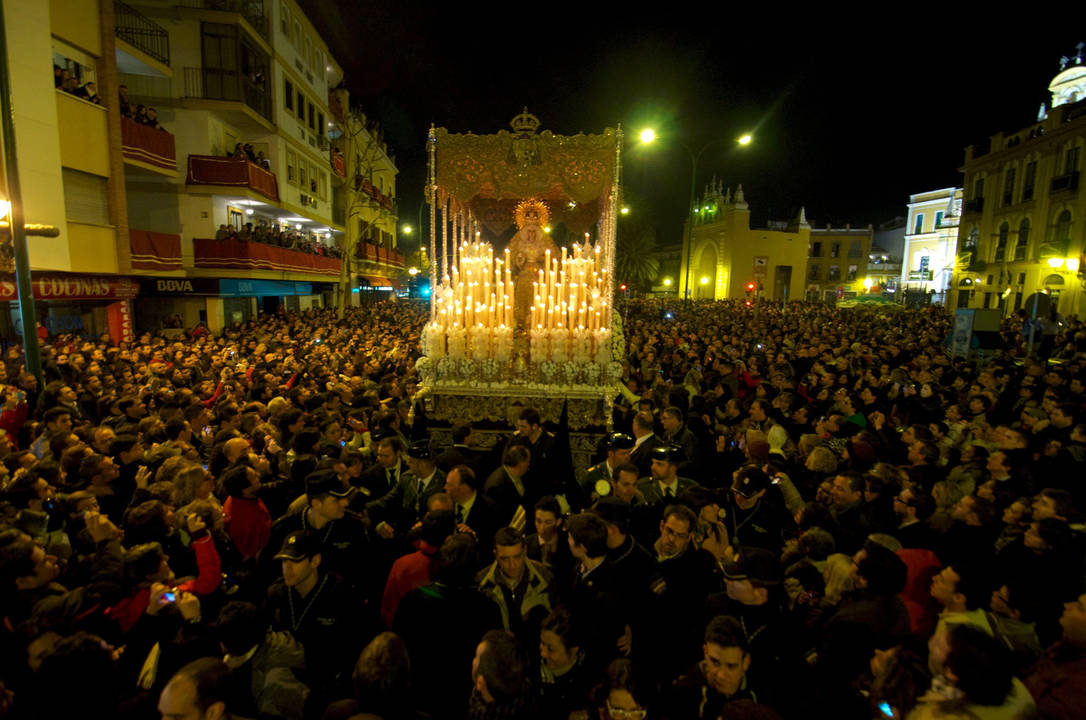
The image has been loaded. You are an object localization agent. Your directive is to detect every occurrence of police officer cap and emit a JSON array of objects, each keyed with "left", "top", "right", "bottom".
[
  {"left": 607, "top": 432, "right": 635, "bottom": 450},
  {"left": 650, "top": 444, "right": 683, "bottom": 464},
  {"left": 305, "top": 469, "right": 353, "bottom": 498},
  {"left": 407, "top": 440, "right": 433, "bottom": 460}
]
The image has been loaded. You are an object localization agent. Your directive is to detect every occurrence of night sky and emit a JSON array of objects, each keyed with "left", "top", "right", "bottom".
[{"left": 298, "top": 3, "right": 1083, "bottom": 248}]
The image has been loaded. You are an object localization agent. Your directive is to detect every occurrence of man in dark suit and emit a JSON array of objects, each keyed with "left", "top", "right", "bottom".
[
  {"left": 580, "top": 432, "right": 634, "bottom": 499},
  {"left": 629, "top": 411, "right": 664, "bottom": 479},
  {"left": 445, "top": 464, "right": 503, "bottom": 561},
  {"left": 637, "top": 444, "right": 698, "bottom": 512},
  {"left": 435, "top": 421, "right": 487, "bottom": 477},
  {"left": 484, "top": 444, "right": 533, "bottom": 530},
  {"left": 356, "top": 434, "right": 405, "bottom": 500},
  {"left": 369, "top": 439, "right": 446, "bottom": 539}
]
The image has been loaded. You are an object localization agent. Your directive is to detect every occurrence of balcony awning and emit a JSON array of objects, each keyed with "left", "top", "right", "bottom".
[{"left": 360, "top": 276, "right": 399, "bottom": 289}]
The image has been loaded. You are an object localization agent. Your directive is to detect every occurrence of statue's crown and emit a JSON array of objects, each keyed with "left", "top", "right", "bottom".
[{"left": 510, "top": 108, "right": 540, "bottom": 135}]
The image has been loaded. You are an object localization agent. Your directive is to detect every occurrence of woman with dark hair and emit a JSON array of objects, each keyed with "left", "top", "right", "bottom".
[
  {"left": 537, "top": 606, "right": 594, "bottom": 719},
  {"left": 570, "top": 658, "right": 654, "bottom": 720}
]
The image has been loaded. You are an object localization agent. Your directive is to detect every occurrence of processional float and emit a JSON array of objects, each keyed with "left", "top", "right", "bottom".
[{"left": 415, "top": 110, "right": 624, "bottom": 429}]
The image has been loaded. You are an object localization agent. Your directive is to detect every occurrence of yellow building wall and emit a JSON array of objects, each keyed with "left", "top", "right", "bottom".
[
  {"left": 49, "top": 0, "right": 102, "bottom": 56},
  {"left": 66, "top": 222, "right": 118, "bottom": 273},
  {"left": 4, "top": 0, "right": 70, "bottom": 270},
  {"left": 56, "top": 92, "right": 110, "bottom": 177}
]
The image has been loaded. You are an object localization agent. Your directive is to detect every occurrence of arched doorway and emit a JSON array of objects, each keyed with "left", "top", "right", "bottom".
[{"left": 694, "top": 243, "right": 717, "bottom": 299}]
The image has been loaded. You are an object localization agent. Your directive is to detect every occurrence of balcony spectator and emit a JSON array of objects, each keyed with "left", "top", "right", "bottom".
[
  {"left": 119, "top": 84, "right": 132, "bottom": 118},
  {"left": 74, "top": 82, "right": 101, "bottom": 105},
  {"left": 215, "top": 224, "right": 230, "bottom": 241},
  {"left": 256, "top": 151, "right": 270, "bottom": 170},
  {"left": 53, "top": 64, "right": 63, "bottom": 88},
  {"left": 228, "top": 142, "right": 245, "bottom": 159},
  {"left": 238, "top": 223, "right": 253, "bottom": 242},
  {"left": 141, "top": 106, "right": 163, "bottom": 130}
]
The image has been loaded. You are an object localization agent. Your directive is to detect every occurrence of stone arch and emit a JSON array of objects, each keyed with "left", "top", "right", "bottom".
[{"left": 693, "top": 243, "right": 717, "bottom": 299}]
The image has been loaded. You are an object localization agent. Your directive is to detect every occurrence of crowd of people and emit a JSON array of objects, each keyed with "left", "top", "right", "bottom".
[
  {"left": 0, "top": 297, "right": 1083, "bottom": 720},
  {"left": 229, "top": 143, "right": 273, "bottom": 171},
  {"left": 213, "top": 221, "right": 342, "bottom": 258},
  {"left": 116, "top": 84, "right": 165, "bottom": 130},
  {"left": 54, "top": 65, "right": 100, "bottom": 105}
]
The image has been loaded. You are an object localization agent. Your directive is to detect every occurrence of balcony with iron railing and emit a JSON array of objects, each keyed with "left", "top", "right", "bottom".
[
  {"left": 178, "top": 0, "right": 269, "bottom": 40},
  {"left": 182, "top": 66, "right": 272, "bottom": 129},
  {"left": 114, "top": 1, "right": 170, "bottom": 65},
  {"left": 1050, "top": 171, "right": 1080, "bottom": 194}
]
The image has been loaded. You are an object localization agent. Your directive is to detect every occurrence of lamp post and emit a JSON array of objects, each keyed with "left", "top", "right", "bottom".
[{"left": 640, "top": 130, "right": 752, "bottom": 301}]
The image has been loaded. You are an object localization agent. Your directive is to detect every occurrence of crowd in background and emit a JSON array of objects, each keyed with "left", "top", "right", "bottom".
[
  {"left": 0, "top": 298, "right": 1083, "bottom": 720},
  {"left": 213, "top": 221, "right": 341, "bottom": 258}
]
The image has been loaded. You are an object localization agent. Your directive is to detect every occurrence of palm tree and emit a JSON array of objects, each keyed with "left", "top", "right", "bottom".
[{"left": 615, "top": 227, "right": 659, "bottom": 292}]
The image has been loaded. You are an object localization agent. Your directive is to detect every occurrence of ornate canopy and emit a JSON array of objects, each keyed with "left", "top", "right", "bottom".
[{"left": 432, "top": 109, "right": 619, "bottom": 238}]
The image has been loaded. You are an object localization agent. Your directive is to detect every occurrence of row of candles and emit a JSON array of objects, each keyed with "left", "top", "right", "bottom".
[
  {"left": 425, "top": 239, "right": 612, "bottom": 366},
  {"left": 530, "top": 242, "right": 609, "bottom": 333}
]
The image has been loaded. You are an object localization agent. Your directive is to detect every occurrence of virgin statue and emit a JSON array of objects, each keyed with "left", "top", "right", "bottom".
[{"left": 508, "top": 198, "right": 557, "bottom": 331}]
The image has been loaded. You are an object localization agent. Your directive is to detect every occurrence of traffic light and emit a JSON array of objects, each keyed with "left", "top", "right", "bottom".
[
  {"left": 619, "top": 283, "right": 628, "bottom": 292},
  {"left": 746, "top": 281, "right": 756, "bottom": 292}
]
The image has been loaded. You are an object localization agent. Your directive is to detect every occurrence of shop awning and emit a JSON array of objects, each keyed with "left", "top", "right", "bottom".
[{"left": 360, "top": 276, "right": 399, "bottom": 289}]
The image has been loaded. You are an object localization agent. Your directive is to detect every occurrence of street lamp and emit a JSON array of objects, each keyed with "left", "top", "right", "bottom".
[
  {"left": 640, "top": 129, "right": 753, "bottom": 300},
  {"left": 620, "top": 206, "right": 630, "bottom": 215},
  {"left": 402, "top": 224, "right": 413, "bottom": 236}
]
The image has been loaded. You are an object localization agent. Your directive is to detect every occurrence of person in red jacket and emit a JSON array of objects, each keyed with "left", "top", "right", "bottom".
[
  {"left": 108, "top": 512, "right": 221, "bottom": 634},
  {"left": 222, "top": 464, "right": 271, "bottom": 562}
]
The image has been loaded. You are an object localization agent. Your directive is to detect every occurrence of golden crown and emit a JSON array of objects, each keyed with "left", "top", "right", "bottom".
[
  {"left": 514, "top": 197, "right": 550, "bottom": 229},
  {"left": 510, "top": 108, "right": 541, "bottom": 135}
]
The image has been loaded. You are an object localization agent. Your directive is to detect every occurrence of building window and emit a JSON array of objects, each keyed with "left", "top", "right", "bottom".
[
  {"left": 1015, "top": 219, "right": 1029, "bottom": 261},
  {"left": 308, "top": 102, "right": 315, "bottom": 130},
  {"left": 1017, "top": 272, "right": 1026, "bottom": 284},
  {"left": 304, "top": 37, "right": 311, "bottom": 68},
  {"left": 280, "top": 3, "right": 289, "bottom": 34},
  {"left": 1041, "top": 209, "right": 1072, "bottom": 258},
  {"left": 830, "top": 243, "right": 840, "bottom": 258},
  {"left": 299, "top": 161, "right": 307, "bottom": 189},
  {"left": 296, "top": 89, "right": 305, "bottom": 120},
  {"left": 846, "top": 264, "right": 858, "bottom": 281},
  {"left": 913, "top": 214, "right": 924, "bottom": 234},
  {"left": 935, "top": 211, "right": 944, "bottom": 228},
  {"left": 286, "top": 149, "right": 296, "bottom": 184},
  {"left": 848, "top": 240, "right": 861, "bottom": 258},
  {"left": 284, "top": 78, "right": 293, "bottom": 110},
  {"left": 227, "top": 205, "right": 243, "bottom": 229},
  {"left": 1066, "top": 146, "right": 1080, "bottom": 175},
  {"left": 808, "top": 264, "right": 820, "bottom": 280},
  {"left": 293, "top": 21, "right": 301, "bottom": 47},
  {"left": 811, "top": 242, "right": 821, "bottom": 257},
  {"left": 994, "top": 222, "right": 1009, "bottom": 261},
  {"left": 1023, "top": 161, "right": 1037, "bottom": 201},
  {"left": 1002, "top": 166, "right": 1016, "bottom": 206},
  {"left": 828, "top": 265, "right": 840, "bottom": 282},
  {"left": 317, "top": 112, "right": 324, "bottom": 137},
  {"left": 974, "top": 176, "right": 984, "bottom": 200}
]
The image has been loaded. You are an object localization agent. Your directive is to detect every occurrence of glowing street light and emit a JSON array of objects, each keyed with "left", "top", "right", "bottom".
[
  {"left": 408, "top": 266, "right": 419, "bottom": 276},
  {"left": 402, "top": 224, "right": 413, "bottom": 235},
  {"left": 700, "top": 276, "right": 710, "bottom": 285},
  {"left": 663, "top": 277, "right": 672, "bottom": 287},
  {"left": 620, "top": 206, "right": 630, "bottom": 215},
  {"left": 638, "top": 130, "right": 754, "bottom": 299}
]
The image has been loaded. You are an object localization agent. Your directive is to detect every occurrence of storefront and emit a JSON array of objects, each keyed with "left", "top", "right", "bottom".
[
  {"left": 0, "top": 273, "right": 139, "bottom": 345},
  {"left": 137, "top": 277, "right": 329, "bottom": 334}
]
